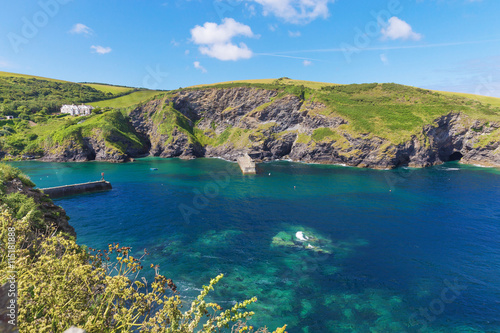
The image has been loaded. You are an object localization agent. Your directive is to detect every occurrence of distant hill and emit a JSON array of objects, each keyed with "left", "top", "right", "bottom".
[{"left": 0, "top": 71, "right": 161, "bottom": 115}]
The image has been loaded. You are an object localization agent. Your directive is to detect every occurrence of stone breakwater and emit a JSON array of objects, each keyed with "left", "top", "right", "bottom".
[{"left": 41, "top": 181, "right": 112, "bottom": 199}]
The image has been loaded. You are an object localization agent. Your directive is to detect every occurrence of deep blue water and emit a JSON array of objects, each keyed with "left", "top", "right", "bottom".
[{"left": 10, "top": 158, "right": 500, "bottom": 332}]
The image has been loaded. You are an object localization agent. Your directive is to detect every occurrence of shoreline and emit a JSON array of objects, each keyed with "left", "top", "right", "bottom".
[{"left": 5, "top": 155, "right": 500, "bottom": 175}]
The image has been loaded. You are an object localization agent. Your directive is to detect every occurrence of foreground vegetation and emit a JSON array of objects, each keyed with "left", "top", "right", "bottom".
[{"left": 0, "top": 164, "right": 285, "bottom": 332}]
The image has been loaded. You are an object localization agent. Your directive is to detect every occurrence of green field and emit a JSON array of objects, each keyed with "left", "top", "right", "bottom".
[
  {"left": 89, "top": 90, "right": 164, "bottom": 108},
  {"left": 189, "top": 78, "right": 340, "bottom": 90},
  {"left": 0, "top": 71, "right": 69, "bottom": 83},
  {"left": 435, "top": 90, "right": 500, "bottom": 108},
  {"left": 82, "top": 83, "right": 135, "bottom": 95},
  {"left": 0, "top": 71, "right": 134, "bottom": 96}
]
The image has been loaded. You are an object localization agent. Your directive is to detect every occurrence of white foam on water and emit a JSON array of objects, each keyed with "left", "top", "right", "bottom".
[{"left": 296, "top": 231, "right": 309, "bottom": 241}]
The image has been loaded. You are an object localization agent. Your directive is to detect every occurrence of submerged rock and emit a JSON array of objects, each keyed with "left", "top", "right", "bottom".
[{"left": 272, "top": 228, "right": 332, "bottom": 254}]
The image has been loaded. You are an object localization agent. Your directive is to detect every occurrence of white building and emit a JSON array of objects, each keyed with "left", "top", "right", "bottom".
[{"left": 61, "top": 104, "right": 94, "bottom": 116}]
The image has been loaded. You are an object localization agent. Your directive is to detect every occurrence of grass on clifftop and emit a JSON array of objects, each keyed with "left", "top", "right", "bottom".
[
  {"left": 188, "top": 77, "right": 340, "bottom": 90},
  {"left": 313, "top": 83, "right": 500, "bottom": 143},
  {"left": 182, "top": 80, "right": 500, "bottom": 145},
  {"left": 89, "top": 90, "right": 164, "bottom": 108},
  {"left": 46, "top": 110, "right": 145, "bottom": 152},
  {"left": 80, "top": 83, "right": 136, "bottom": 95},
  {"left": 0, "top": 110, "right": 145, "bottom": 157}
]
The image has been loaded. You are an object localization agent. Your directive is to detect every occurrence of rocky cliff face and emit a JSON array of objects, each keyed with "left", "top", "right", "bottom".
[
  {"left": 40, "top": 130, "right": 148, "bottom": 163},
  {"left": 29, "top": 87, "right": 500, "bottom": 169},
  {"left": 128, "top": 87, "right": 500, "bottom": 169}
]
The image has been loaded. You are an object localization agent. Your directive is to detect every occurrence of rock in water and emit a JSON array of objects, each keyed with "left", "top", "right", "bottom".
[{"left": 295, "top": 231, "right": 309, "bottom": 241}]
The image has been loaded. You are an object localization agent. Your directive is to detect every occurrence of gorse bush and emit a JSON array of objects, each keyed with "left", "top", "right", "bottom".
[{"left": 0, "top": 164, "right": 286, "bottom": 333}]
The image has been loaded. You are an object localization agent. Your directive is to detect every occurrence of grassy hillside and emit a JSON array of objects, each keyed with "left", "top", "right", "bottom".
[
  {"left": 436, "top": 90, "right": 500, "bottom": 109},
  {"left": 314, "top": 83, "right": 500, "bottom": 143},
  {"left": 46, "top": 110, "right": 144, "bottom": 151},
  {"left": 0, "top": 76, "right": 110, "bottom": 115},
  {"left": 0, "top": 110, "right": 145, "bottom": 157},
  {"left": 81, "top": 83, "right": 136, "bottom": 95},
  {"left": 180, "top": 80, "right": 500, "bottom": 145},
  {"left": 188, "top": 77, "right": 340, "bottom": 90},
  {"left": 89, "top": 90, "right": 164, "bottom": 108},
  {"left": 0, "top": 72, "right": 163, "bottom": 117},
  {"left": 0, "top": 71, "right": 69, "bottom": 83},
  {"left": 0, "top": 71, "right": 136, "bottom": 94}
]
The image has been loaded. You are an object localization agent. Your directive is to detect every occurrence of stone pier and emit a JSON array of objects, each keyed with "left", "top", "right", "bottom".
[
  {"left": 237, "top": 153, "right": 257, "bottom": 174},
  {"left": 41, "top": 180, "right": 112, "bottom": 199}
]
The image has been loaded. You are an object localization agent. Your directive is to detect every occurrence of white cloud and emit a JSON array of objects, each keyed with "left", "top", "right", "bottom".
[
  {"left": 288, "top": 30, "right": 301, "bottom": 37},
  {"left": 269, "top": 23, "right": 278, "bottom": 32},
  {"left": 70, "top": 23, "right": 93, "bottom": 36},
  {"left": 380, "top": 53, "right": 389, "bottom": 65},
  {"left": 303, "top": 60, "right": 312, "bottom": 66},
  {"left": 194, "top": 61, "right": 207, "bottom": 73},
  {"left": 91, "top": 45, "right": 112, "bottom": 54},
  {"left": 190, "top": 18, "right": 255, "bottom": 61},
  {"left": 191, "top": 18, "right": 254, "bottom": 45},
  {"left": 185, "top": 49, "right": 190, "bottom": 55},
  {"left": 250, "top": 0, "right": 332, "bottom": 24},
  {"left": 381, "top": 17, "right": 422, "bottom": 41},
  {"left": 199, "top": 42, "right": 253, "bottom": 61}
]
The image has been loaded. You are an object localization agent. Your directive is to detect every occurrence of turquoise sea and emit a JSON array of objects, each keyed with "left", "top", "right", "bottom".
[{"left": 10, "top": 158, "right": 500, "bottom": 332}]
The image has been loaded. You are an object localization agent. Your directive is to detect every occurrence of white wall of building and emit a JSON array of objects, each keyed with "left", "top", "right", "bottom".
[{"left": 61, "top": 104, "right": 95, "bottom": 116}]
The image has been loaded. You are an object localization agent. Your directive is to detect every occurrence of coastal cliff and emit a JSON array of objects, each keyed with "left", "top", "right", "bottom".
[
  {"left": 126, "top": 86, "right": 500, "bottom": 169},
  {"left": 38, "top": 110, "right": 149, "bottom": 163},
  {"left": 2, "top": 83, "right": 499, "bottom": 169}
]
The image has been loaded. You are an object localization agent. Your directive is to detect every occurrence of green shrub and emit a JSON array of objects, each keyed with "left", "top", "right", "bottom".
[
  {"left": 312, "top": 127, "right": 334, "bottom": 141},
  {"left": 0, "top": 164, "right": 35, "bottom": 186}
]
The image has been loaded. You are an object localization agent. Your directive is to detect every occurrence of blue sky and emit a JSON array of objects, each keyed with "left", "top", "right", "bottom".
[{"left": 1, "top": 0, "right": 499, "bottom": 96}]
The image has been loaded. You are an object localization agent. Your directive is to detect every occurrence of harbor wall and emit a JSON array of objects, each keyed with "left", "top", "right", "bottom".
[{"left": 41, "top": 181, "right": 112, "bottom": 199}]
